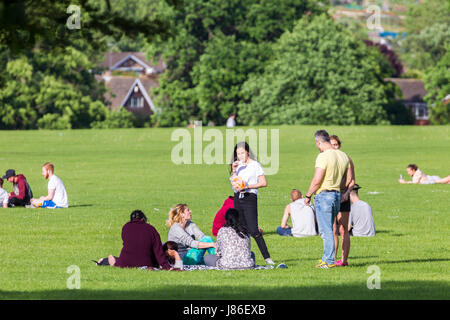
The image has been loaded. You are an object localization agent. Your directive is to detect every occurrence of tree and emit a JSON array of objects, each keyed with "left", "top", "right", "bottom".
[
  {"left": 404, "top": 0, "right": 450, "bottom": 35},
  {"left": 399, "top": 23, "right": 450, "bottom": 73},
  {"left": 0, "top": 0, "right": 175, "bottom": 54},
  {"left": 148, "top": 0, "right": 326, "bottom": 126},
  {"left": 424, "top": 46, "right": 450, "bottom": 124},
  {"left": 238, "top": 15, "right": 393, "bottom": 125},
  {"left": 0, "top": 0, "right": 178, "bottom": 129}
]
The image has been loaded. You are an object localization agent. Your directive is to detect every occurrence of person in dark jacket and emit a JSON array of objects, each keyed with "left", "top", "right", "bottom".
[
  {"left": 98, "top": 210, "right": 172, "bottom": 270},
  {"left": 2, "top": 169, "right": 33, "bottom": 207}
]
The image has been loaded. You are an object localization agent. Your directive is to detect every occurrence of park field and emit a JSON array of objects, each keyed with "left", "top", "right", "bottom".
[{"left": 0, "top": 125, "right": 449, "bottom": 300}]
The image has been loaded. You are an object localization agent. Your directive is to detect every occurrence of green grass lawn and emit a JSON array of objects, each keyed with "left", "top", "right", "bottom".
[{"left": 0, "top": 125, "right": 449, "bottom": 300}]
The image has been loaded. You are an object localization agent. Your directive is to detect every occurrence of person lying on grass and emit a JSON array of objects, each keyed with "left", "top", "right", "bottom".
[
  {"left": 97, "top": 210, "right": 173, "bottom": 270},
  {"left": 167, "top": 204, "right": 217, "bottom": 266},
  {"left": 399, "top": 164, "right": 450, "bottom": 185},
  {"left": 30, "top": 162, "right": 68, "bottom": 208},
  {"left": 0, "top": 178, "right": 9, "bottom": 208}
]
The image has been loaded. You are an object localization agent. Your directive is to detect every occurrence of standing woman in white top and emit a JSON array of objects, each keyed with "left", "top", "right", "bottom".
[{"left": 230, "top": 142, "right": 274, "bottom": 265}]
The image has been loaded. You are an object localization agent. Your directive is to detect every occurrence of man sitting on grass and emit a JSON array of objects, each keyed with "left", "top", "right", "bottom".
[
  {"left": 2, "top": 169, "right": 33, "bottom": 207},
  {"left": 277, "top": 189, "right": 318, "bottom": 237},
  {"left": 0, "top": 178, "right": 9, "bottom": 208},
  {"left": 30, "top": 162, "right": 68, "bottom": 208},
  {"left": 348, "top": 184, "right": 375, "bottom": 237}
]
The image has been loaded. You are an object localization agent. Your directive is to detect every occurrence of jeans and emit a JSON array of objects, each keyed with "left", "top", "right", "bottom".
[
  {"left": 276, "top": 226, "right": 292, "bottom": 236},
  {"left": 315, "top": 191, "right": 341, "bottom": 265}
]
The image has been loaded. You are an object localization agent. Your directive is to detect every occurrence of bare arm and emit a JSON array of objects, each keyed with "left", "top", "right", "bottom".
[
  {"left": 40, "top": 189, "right": 56, "bottom": 201},
  {"left": 198, "top": 242, "right": 216, "bottom": 249},
  {"left": 2, "top": 203, "right": 7, "bottom": 208},
  {"left": 245, "top": 174, "right": 267, "bottom": 190},
  {"left": 281, "top": 204, "right": 291, "bottom": 228},
  {"left": 305, "top": 167, "right": 326, "bottom": 205}
]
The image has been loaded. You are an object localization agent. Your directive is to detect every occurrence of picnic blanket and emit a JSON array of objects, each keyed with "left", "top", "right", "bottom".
[{"left": 139, "top": 264, "right": 287, "bottom": 271}]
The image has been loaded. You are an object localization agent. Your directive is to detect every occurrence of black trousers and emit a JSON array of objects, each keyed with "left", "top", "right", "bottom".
[
  {"left": 234, "top": 192, "right": 270, "bottom": 260},
  {"left": 8, "top": 197, "right": 30, "bottom": 207}
]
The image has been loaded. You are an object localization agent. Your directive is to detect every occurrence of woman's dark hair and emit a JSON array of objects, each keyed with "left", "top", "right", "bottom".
[
  {"left": 224, "top": 208, "right": 248, "bottom": 239},
  {"left": 130, "top": 210, "right": 147, "bottom": 222},
  {"left": 330, "top": 135, "right": 341, "bottom": 146},
  {"left": 407, "top": 164, "right": 418, "bottom": 171},
  {"left": 163, "top": 241, "right": 179, "bottom": 264},
  {"left": 229, "top": 141, "right": 254, "bottom": 174}
]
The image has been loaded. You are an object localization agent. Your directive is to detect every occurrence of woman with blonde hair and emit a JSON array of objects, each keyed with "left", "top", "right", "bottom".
[{"left": 167, "top": 204, "right": 217, "bottom": 266}]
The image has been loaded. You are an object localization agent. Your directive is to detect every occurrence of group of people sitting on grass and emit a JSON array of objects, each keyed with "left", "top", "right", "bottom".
[
  {"left": 96, "top": 206, "right": 257, "bottom": 271},
  {"left": 0, "top": 163, "right": 68, "bottom": 209}
]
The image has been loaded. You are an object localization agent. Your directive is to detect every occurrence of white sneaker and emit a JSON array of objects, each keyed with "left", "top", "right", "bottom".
[{"left": 265, "top": 258, "right": 275, "bottom": 265}]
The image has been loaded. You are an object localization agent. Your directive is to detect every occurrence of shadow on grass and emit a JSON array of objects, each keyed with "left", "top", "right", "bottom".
[
  {"left": 0, "top": 280, "right": 448, "bottom": 300},
  {"left": 350, "top": 258, "right": 450, "bottom": 267},
  {"left": 69, "top": 204, "right": 94, "bottom": 208},
  {"left": 375, "top": 230, "right": 404, "bottom": 237}
]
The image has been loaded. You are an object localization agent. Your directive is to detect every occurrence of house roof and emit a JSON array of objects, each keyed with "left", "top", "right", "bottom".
[
  {"left": 385, "top": 78, "right": 428, "bottom": 102},
  {"left": 99, "top": 52, "right": 166, "bottom": 73},
  {"left": 103, "top": 76, "right": 159, "bottom": 110}
]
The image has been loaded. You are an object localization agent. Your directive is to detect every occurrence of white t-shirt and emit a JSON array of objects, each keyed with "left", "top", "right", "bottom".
[
  {"left": 226, "top": 117, "right": 236, "bottom": 128},
  {"left": 290, "top": 199, "right": 318, "bottom": 237},
  {"left": 234, "top": 160, "right": 265, "bottom": 195},
  {"left": 0, "top": 188, "right": 9, "bottom": 206},
  {"left": 48, "top": 175, "right": 68, "bottom": 208},
  {"left": 349, "top": 200, "right": 375, "bottom": 237}
]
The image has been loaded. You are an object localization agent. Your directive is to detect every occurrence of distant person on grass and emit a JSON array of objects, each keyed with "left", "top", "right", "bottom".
[
  {"left": 167, "top": 204, "right": 217, "bottom": 266},
  {"left": 97, "top": 210, "right": 173, "bottom": 270},
  {"left": 276, "top": 189, "right": 317, "bottom": 237},
  {"left": 2, "top": 169, "right": 33, "bottom": 207},
  {"left": 399, "top": 164, "right": 450, "bottom": 184},
  {"left": 204, "top": 208, "right": 256, "bottom": 269},
  {"left": 348, "top": 185, "right": 375, "bottom": 237},
  {"left": 304, "top": 130, "right": 352, "bottom": 269},
  {"left": 330, "top": 134, "right": 355, "bottom": 267},
  {"left": 0, "top": 178, "right": 9, "bottom": 208},
  {"left": 30, "top": 162, "right": 68, "bottom": 208},
  {"left": 226, "top": 114, "right": 236, "bottom": 128}
]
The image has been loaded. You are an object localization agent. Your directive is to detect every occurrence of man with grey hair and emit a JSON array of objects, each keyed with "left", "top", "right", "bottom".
[{"left": 304, "top": 130, "right": 353, "bottom": 269}]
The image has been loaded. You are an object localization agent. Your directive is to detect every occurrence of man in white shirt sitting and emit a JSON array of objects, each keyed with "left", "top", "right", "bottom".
[
  {"left": 30, "top": 162, "right": 68, "bottom": 209},
  {"left": 276, "top": 189, "right": 318, "bottom": 237},
  {"left": 348, "top": 184, "right": 375, "bottom": 237},
  {"left": 0, "top": 178, "right": 9, "bottom": 208}
]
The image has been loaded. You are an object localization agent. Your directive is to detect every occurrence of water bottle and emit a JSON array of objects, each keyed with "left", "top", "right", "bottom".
[{"left": 400, "top": 174, "right": 403, "bottom": 180}]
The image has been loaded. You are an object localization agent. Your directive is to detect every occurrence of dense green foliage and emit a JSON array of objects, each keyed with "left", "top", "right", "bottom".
[
  {"left": 148, "top": 0, "right": 326, "bottom": 126},
  {"left": 0, "top": 126, "right": 449, "bottom": 299},
  {"left": 424, "top": 46, "right": 450, "bottom": 125},
  {"left": 237, "top": 15, "right": 405, "bottom": 125},
  {"left": 400, "top": 23, "right": 450, "bottom": 73},
  {"left": 1, "top": 0, "right": 447, "bottom": 128},
  {"left": 0, "top": 0, "right": 174, "bottom": 129}
]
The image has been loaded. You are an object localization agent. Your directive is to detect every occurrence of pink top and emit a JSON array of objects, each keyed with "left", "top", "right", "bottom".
[{"left": 212, "top": 196, "right": 234, "bottom": 237}]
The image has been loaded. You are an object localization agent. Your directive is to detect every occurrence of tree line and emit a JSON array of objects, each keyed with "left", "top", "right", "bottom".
[{"left": 0, "top": 0, "right": 448, "bottom": 129}]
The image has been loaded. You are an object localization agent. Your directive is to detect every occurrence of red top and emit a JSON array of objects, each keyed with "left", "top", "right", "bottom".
[
  {"left": 9, "top": 174, "right": 28, "bottom": 200},
  {"left": 115, "top": 219, "right": 171, "bottom": 270},
  {"left": 212, "top": 196, "right": 234, "bottom": 237}
]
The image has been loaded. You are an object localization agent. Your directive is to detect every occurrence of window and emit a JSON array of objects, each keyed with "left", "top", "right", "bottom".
[{"left": 130, "top": 96, "right": 143, "bottom": 108}]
